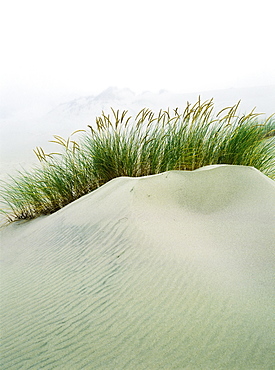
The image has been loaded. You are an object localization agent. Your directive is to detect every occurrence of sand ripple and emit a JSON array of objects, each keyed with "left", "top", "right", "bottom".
[{"left": 1, "top": 166, "right": 275, "bottom": 369}]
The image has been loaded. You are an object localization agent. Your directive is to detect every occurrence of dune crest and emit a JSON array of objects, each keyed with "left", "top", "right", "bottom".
[{"left": 1, "top": 165, "right": 275, "bottom": 369}]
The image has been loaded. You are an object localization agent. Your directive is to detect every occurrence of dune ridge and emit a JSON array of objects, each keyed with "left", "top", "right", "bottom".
[{"left": 1, "top": 165, "right": 275, "bottom": 369}]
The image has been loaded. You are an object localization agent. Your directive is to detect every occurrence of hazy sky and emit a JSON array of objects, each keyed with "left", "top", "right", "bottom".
[{"left": 1, "top": 0, "right": 274, "bottom": 107}]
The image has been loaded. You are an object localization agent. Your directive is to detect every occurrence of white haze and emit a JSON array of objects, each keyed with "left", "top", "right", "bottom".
[
  {"left": 1, "top": 0, "right": 275, "bottom": 114},
  {"left": 0, "top": 0, "right": 275, "bottom": 177}
]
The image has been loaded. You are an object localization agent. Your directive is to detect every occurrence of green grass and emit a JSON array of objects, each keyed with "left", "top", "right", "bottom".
[{"left": 1, "top": 98, "right": 274, "bottom": 221}]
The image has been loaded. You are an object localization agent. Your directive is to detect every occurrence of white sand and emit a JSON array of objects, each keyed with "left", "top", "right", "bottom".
[{"left": 1, "top": 165, "right": 275, "bottom": 369}]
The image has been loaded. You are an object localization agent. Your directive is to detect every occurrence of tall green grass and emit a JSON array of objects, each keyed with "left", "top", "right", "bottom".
[{"left": 1, "top": 98, "right": 274, "bottom": 221}]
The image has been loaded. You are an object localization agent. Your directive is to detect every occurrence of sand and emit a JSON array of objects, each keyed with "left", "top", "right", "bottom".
[{"left": 1, "top": 165, "right": 275, "bottom": 369}]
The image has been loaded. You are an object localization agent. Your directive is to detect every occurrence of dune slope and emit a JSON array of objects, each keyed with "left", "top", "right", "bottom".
[{"left": 1, "top": 165, "right": 275, "bottom": 369}]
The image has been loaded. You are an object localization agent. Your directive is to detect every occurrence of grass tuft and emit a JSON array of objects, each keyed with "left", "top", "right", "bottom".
[{"left": 1, "top": 98, "right": 274, "bottom": 221}]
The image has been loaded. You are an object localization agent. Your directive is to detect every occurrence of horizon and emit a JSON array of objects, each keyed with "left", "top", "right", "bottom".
[
  {"left": 1, "top": 83, "right": 275, "bottom": 121},
  {"left": 1, "top": 0, "right": 275, "bottom": 118}
]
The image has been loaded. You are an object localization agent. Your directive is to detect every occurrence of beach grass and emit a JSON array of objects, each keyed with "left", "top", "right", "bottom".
[{"left": 1, "top": 98, "right": 274, "bottom": 221}]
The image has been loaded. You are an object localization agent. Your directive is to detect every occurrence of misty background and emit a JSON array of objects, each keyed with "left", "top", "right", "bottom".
[{"left": 1, "top": 0, "right": 274, "bottom": 177}]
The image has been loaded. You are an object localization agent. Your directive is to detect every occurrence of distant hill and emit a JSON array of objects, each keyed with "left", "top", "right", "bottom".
[{"left": 45, "top": 85, "right": 275, "bottom": 129}]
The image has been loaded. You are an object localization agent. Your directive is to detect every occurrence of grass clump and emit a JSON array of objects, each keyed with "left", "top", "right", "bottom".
[{"left": 1, "top": 98, "right": 274, "bottom": 221}]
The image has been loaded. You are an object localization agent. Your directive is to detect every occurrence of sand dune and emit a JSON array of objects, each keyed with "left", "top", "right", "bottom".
[{"left": 1, "top": 165, "right": 275, "bottom": 369}]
